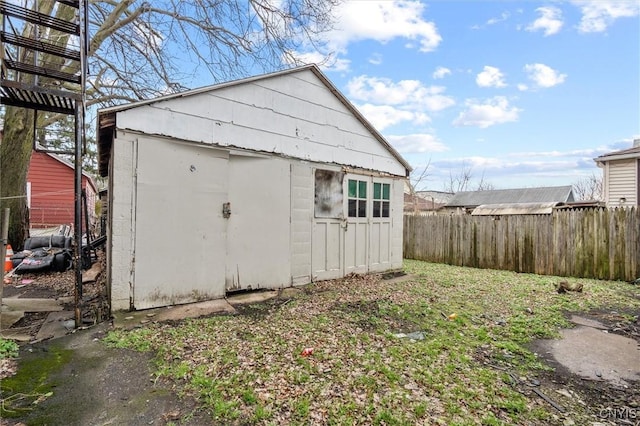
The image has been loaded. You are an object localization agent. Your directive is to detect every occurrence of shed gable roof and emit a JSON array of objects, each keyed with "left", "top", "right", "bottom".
[
  {"left": 98, "top": 64, "right": 411, "bottom": 177},
  {"left": 446, "top": 186, "right": 575, "bottom": 208}
]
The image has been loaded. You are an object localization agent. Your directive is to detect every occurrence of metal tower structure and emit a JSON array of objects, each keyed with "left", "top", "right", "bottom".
[{"left": 0, "top": 0, "right": 89, "bottom": 327}]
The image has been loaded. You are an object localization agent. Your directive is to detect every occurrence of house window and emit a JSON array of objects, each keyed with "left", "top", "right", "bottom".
[
  {"left": 373, "top": 182, "right": 390, "bottom": 218},
  {"left": 348, "top": 179, "right": 367, "bottom": 217}
]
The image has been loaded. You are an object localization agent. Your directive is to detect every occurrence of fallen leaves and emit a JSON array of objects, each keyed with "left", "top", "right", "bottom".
[{"left": 103, "top": 262, "right": 640, "bottom": 425}]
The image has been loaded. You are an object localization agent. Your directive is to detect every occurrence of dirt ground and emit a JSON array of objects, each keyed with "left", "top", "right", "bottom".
[{"left": 1, "top": 260, "right": 639, "bottom": 425}]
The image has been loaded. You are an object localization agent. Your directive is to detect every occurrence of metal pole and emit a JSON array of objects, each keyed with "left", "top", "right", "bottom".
[
  {"left": 74, "top": 0, "right": 89, "bottom": 328},
  {"left": 74, "top": 108, "right": 83, "bottom": 328},
  {"left": 1, "top": 208, "right": 10, "bottom": 327}
]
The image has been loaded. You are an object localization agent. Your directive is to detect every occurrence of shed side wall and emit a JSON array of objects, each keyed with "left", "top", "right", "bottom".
[
  {"left": 109, "top": 132, "right": 138, "bottom": 311},
  {"left": 290, "top": 162, "right": 313, "bottom": 284}
]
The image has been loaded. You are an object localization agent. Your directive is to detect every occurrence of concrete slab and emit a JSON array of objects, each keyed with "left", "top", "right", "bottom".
[
  {"left": 35, "top": 311, "right": 75, "bottom": 341},
  {"left": 82, "top": 261, "right": 102, "bottom": 283},
  {"left": 0, "top": 329, "right": 33, "bottom": 342},
  {"left": 113, "top": 299, "right": 236, "bottom": 329},
  {"left": 0, "top": 310, "right": 25, "bottom": 329},
  {"left": 569, "top": 315, "right": 608, "bottom": 330},
  {"left": 227, "top": 290, "right": 278, "bottom": 306},
  {"left": 2, "top": 298, "right": 64, "bottom": 312},
  {"left": 540, "top": 325, "right": 640, "bottom": 386}
]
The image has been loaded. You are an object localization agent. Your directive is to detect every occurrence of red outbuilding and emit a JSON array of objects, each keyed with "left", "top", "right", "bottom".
[{"left": 27, "top": 151, "right": 98, "bottom": 229}]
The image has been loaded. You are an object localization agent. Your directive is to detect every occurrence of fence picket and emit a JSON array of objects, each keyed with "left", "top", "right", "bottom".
[{"left": 403, "top": 207, "right": 639, "bottom": 281}]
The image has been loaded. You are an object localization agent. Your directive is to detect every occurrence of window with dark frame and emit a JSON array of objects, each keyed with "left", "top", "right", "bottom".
[
  {"left": 373, "top": 182, "right": 390, "bottom": 218},
  {"left": 348, "top": 179, "right": 367, "bottom": 217}
]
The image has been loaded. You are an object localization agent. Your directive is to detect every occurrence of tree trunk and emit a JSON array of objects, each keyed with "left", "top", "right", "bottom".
[{"left": 0, "top": 107, "right": 34, "bottom": 250}]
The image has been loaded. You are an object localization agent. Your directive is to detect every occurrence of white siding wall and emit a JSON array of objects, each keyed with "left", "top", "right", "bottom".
[
  {"left": 290, "top": 163, "right": 313, "bottom": 285},
  {"left": 115, "top": 69, "right": 406, "bottom": 177},
  {"left": 606, "top": 159, "right": 638, "bottom": 207},
  {"left": 109, "top": 131, "right": 138, "bottom": 311}
]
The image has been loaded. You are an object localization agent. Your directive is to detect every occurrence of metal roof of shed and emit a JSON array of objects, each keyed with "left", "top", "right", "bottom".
[
  {"left": 447, "top": 186, "right": 575, "bottom": 208},
  {"left": 472, "top": 202, "right": 562, "bottom": 216}
]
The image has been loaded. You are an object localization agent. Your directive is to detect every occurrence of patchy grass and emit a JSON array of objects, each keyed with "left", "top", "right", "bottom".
[{"left": 105, "top": 260, "right": 640, "bottom": 425}]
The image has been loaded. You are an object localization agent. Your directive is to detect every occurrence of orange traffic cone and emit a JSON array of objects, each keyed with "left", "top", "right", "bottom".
[{"left": 4, "top": 244, "right": 14, "bottom": 272}]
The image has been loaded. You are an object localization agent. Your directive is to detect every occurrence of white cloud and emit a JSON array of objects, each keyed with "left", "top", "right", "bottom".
[
  {"left": 347, "top": 75, "right": 455, "bottom": 111},
  {"left": 368, "top": 53, "right": 383, "bottom": 65},
  {"left": 329, "top": 1, "right": 442, "bottom": 53},
  {"left": 476, "top": 66, "right": 507, "bottom": 88},
  {"left": 453, "top": 96, "right": 521, "bottom": 128},
  {"left": 524, "top": 63, "right": 567, "bottom": 88},
  {"left": 487, "top": 11, "right": 510, "bottom": 26},
  {"left": 517, "top": 83, "right": 528, "bottom": 91},
  {"left": 571, "top": 0, "right": 640, "bottom": 33},
  {"left": 356, "top": 103, "right": 429, "bottom": 131},
  {"left": 288, "top": 51, "right": 351, "bottom": 72},
  {"left": 527, "top": 6, "right": 564, "bottom": 36},
  {"left": 387, "top": 133, "right": 448, "bottom": 154},
  {"left": 432, "top": 66, "right": 451, "bottom": 79},
  {"left": 472, "top": 11, "right": 510, "bottom": 29}
]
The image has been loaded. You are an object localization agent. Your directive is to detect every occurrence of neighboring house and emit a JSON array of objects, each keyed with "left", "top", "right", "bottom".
[
  {"left": 97, "top": 64, "right": 411, "bottom": 312},
  {"left": 404, "top": 190, "right": 453, "bottom": 213},
  {"left": 27, "top": 150, "right": 98, "bottom": 229},
  {"left": 444, "top": 186, "right": 576, "bottom": 215},
  {"left": 594, "top": 140, "right": 640, "bottom": 207}
]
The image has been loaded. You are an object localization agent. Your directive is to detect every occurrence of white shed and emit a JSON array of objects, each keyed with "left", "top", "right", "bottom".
[{"left": 97, "top": 65, "right": 411, "bottom": 311}]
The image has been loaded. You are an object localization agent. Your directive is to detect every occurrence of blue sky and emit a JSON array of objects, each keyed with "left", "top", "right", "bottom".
[{"left": 293, "top": 0, "right": 639, "bottom": 191}]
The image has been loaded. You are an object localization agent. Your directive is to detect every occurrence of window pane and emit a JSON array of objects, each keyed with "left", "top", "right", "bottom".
[
  {"left": 348, "top": 180, "right": 357, "bottom": 198},
  {"left": 358, "top": 181, "right": 367, "bottom": 198},
  {"left": 373, "top": 183, "right": 381, "bottom": 199},
  {"left": 358, "top": 200, "right": 366, "bottom": 217},
  {"left": 382, "top": 184, "right": 390, "bottom": 200},
  {"left": 348, "top": 199, "right": 357, "bottom": 217},
  {"left": 382, "top": 201, "right": 390, "bottom": 217},
  {"left": 373, "top": 201, "right": 381, "bottom": 217}
]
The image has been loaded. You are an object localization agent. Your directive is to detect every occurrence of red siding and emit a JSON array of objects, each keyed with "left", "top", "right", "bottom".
[{"left": 27, "top": 151, "right": 97, "bottom": 228}]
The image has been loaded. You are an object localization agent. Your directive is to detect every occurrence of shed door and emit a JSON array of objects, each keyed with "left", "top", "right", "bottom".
[
  {"left": 344, "top": 176, "right": 369, "bottom": 274},
  {"left": 312, "top": 171, "right": 394, "bottom": 280},
  {"left": 133, "top": 138, "right": 228, "bottom": 309},
  {"left": 368, "top": 179, "right": 393, "bottom": 272}
]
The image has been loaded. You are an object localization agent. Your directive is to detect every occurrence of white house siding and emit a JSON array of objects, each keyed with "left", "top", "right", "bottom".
[
  {"left": 114, "top": 69, "right": 406, "bottom": 177},
  {"left": 605, "top": 159, "right": 638, "bottom": 206},
  {"left": 226, "top": 153, "right": 291, "bottom": 291}
]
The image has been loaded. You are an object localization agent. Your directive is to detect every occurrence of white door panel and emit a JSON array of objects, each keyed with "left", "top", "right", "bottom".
[
  {"left": 312, "top": 220, "right": 343, "bottom": 280},
  {"left": 133, "top": 138, "right": 228, "bottom": 309}
]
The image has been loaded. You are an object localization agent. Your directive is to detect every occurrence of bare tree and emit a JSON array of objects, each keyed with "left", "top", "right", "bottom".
[
  {"left": 572, "top": 172, "right": 603, "bottom": 201},
  {"left": 1, "top": 0, "right": 341, "bottom": 247},
  {"left": 407, "top": 158, "right": 431, "bottom": 213},
  {"left": 443, "top": 162, "right": 473, "bottom": 193},
  {"left": 475, "top": 171, "right": 495, "bottom": 191},
  {"left": 443, "top": 163, "right": 494, "bottom": 193}
]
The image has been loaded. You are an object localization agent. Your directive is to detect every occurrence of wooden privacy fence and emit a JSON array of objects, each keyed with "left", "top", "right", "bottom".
[{"left": 403, "top": 207, "right": 639, "bottom": 281}]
